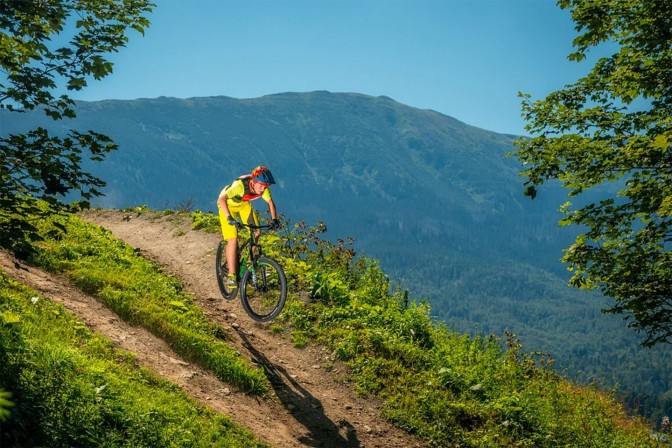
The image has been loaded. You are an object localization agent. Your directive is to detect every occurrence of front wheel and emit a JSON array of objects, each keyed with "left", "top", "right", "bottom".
[
  {"left": 240, "top": 256, "right": 287, "bottom": 322},
  {"left": 215, "top": 241, "right": 237, "bottom": 300}
]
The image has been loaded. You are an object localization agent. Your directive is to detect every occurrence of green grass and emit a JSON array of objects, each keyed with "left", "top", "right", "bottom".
[
  {"left": 238, "top": 211, "right": 661, "bottom": 448},
  {"left": 28, "top": 213, "right": 267, "bottom": 395},
  {"left": 278, "top": 273, "right": 659, "bottom": 447},
  {"left": 0, "top": 270, "right": 266, "bottom": 447},
  {"left": 1, "top": 207, "right": 663, "bottom": 447}
]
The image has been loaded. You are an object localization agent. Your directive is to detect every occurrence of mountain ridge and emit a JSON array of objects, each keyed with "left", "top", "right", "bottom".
[{"left": 2, "top": 91, "right": 670, "bottom": 418}]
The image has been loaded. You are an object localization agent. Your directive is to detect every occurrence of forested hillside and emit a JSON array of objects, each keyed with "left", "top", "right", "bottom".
[{"left": 1, "top": 92, "right": 670, "bottom": 419}]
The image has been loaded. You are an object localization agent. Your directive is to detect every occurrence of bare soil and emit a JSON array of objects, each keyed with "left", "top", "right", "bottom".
[{"left": 0, "top": 209, "right": 424, "bottom": 448}]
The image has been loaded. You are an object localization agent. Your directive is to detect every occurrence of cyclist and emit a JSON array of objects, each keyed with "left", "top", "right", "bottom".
[{"left": 217, "top": 165, "right": 280, "bottom": 290}]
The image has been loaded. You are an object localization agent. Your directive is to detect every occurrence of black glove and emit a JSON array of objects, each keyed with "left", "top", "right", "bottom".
[
  {"left": 269, "top": 218, "right": 280, "bottom": 230},
  {"left": 227, "top": 215, "right": 243, "bottom": 230}
]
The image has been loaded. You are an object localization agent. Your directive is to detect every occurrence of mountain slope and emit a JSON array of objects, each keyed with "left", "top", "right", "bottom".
[
  {"left": 0, "top": 210, "right": 422, "bottom": 448},
  {"left": 4, "top": 209, "right": 660, "bottom": 446},
  {"left": 2, "top": 92, "right": 670, "bottom": 417},
  {"left": 0, "top": 91, "right": 568, "bottom": 261}
]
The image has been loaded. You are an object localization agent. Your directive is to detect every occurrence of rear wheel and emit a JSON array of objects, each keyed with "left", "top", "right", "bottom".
[
  {"left": 215, "top": 241, "right": 237, "bottom": 300},
  {"left": 240, "top": 256, "right": 287, "bottom": 322}
]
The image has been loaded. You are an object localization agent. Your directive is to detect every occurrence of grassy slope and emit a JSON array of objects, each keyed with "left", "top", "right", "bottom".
[
  {"left": 205, "top": 210, "right": 661, "bottom": 447},
  {"left": 0, "top": 209, "right": 663, "bottom": 447},
  {"left": 0, "top": 270, "right": 265, "bottom": 447},
  {"left": 30, "top": 212, "right": 267, "bottom": 395}
]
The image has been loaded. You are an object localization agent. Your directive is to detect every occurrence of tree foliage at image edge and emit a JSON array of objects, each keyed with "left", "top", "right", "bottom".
[
  {"left": 512, "top": 0, "right": 672, "bottom": 346},
  {"left": 0, "top": 0, "right": 154, "bottom": 255}
]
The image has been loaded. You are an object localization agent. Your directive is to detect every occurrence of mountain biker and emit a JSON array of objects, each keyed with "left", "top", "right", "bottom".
[{"left": 217, "top": 165, "right": 280, "bottom": 290}]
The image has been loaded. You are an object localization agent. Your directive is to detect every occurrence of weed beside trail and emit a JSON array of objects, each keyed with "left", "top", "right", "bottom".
[
  {"left": 0, "top": 270, "right": 266, "bottom": 447},
  {"left": 219, "top": 213, "right": 658, "bottom": 447}
]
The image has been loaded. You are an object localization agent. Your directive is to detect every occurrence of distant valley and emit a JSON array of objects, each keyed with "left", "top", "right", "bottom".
[{"left": 2, "top": 91, "right": 669, "bottom": 418}]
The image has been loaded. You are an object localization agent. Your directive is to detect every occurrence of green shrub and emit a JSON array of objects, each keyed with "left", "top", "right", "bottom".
[
  {"left": 190, "top": 210, "right": 221, "bottom": 233},
  {"left": 259, "top": 214, "right": 659, "bottom": 447}
]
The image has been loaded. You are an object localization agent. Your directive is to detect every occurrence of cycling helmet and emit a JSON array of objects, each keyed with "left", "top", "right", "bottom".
[{"left": 251, "top": 165, "right": 276, "bottom": 185}]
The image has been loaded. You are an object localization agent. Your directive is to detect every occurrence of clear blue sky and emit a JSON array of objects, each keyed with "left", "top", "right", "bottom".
[{"left": 73, "top": 0, "right": 596, "bottom": 136}]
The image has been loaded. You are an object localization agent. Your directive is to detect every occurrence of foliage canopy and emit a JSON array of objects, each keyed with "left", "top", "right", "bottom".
[
  {"left": 511, "top": 0, "right": 672, "bottom": 346},
  {"left": 0, "top": 0, "right": 153, "bottom": 255}
]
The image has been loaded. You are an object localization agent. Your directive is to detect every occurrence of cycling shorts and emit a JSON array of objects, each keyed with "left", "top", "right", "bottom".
[{"left": 218, "top": 201, "right": 259, "bottom": 240}]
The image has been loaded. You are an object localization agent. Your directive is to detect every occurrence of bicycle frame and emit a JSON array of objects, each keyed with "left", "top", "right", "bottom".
[
  {"left": 236, "top": 223, "right": 271, "bottom": 278},
  {"left": 215, "top": 221, "right": 287, "bottom": 321}
]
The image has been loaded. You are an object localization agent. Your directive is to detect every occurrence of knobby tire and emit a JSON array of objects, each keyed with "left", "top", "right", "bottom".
[{"left": 240, "top": 256, "right": 287, "bottom": 322}]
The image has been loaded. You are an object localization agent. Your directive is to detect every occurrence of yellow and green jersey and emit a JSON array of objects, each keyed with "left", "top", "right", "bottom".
[{"left": 220, "top": 175, "right": 272, "bottom": 208}]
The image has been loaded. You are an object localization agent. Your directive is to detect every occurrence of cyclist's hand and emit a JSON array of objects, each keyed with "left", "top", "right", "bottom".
[
  {"left": 227, "top": 216, "right": 243, "bottom": 230},
  {"left": 270, "top": 218, "right": 280, "bottom": 230}
]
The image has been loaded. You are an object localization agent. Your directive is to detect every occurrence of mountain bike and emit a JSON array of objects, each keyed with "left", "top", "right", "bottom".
[{"left": 215, "top": 222, "right": 287, "bottom": 322}]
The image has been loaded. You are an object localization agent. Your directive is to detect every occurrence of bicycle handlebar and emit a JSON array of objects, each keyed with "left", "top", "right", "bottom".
[{"left": 237, "top": 222, "right": 273, "bottom": 230}]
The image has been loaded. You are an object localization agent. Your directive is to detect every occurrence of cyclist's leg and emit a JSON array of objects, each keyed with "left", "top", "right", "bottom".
[
  {"left": 219, "top": 204, "right": 241, "bottom": 279},
  {"left": 239, "top": 204, "right": 260, "bottom": 238},
  {"left": 225, "top": 238, "right": 237, "bottom": 285}
]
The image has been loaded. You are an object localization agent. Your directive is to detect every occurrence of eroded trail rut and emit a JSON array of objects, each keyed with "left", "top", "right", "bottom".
[{"left": 1, "top": 210, "right": 423, "bottom": 448}]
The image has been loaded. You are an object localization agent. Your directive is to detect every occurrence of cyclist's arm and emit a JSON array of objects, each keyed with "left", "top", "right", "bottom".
[
  {"left": 218, "top": 180, "right": 245, "bottom": 219},
  {"left": 266, "top": 198, "right": 277, "bottom": 220},
  {"left": 217, "top": 193, "right": 231, "bottom": 218},
  {"left": 261, "top": 188, "right": 277, "bottom": 220}
]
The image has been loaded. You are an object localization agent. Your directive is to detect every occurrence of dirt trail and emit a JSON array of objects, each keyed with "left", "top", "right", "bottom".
[{"left": 0, "top": 209, "right": 424, "bottom": 448}]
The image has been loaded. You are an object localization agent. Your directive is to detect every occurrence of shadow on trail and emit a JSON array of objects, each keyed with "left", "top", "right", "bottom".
[{"left": 237, "top": 330, "right": 360, "bottom": 447}]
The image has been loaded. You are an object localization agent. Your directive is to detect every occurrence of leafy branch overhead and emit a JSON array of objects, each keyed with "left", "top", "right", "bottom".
[
  {"left": 511, "top": 0, "right": 672, "bottom": 346},
  {"left": 0, "top": 0, "right": 154, "bottom": 254}
]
